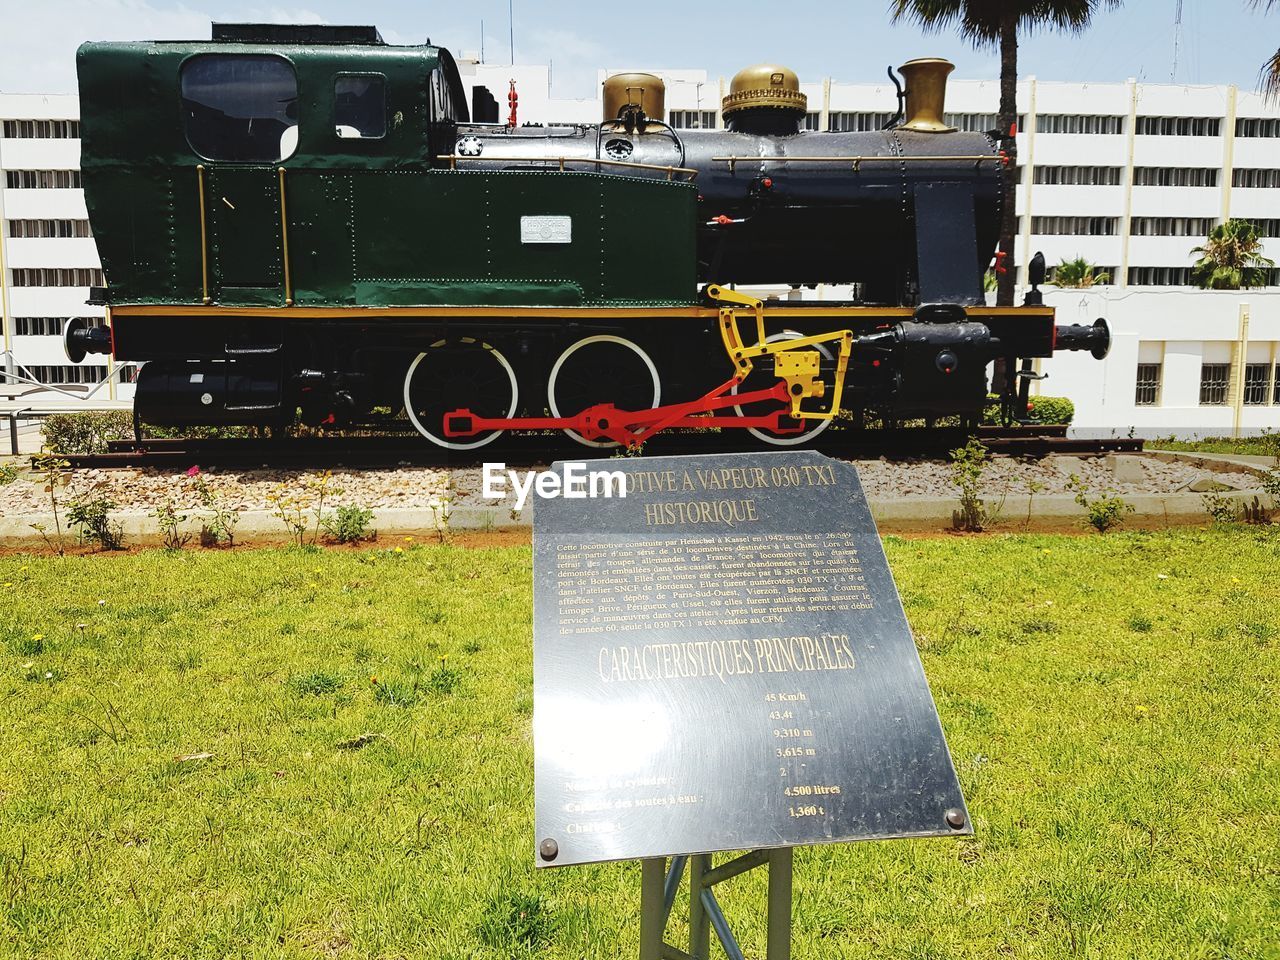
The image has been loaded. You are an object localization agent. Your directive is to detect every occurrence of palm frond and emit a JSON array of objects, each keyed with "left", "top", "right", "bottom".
[
  {"left": 1262, "top": 47, "right": 1280, "bottom": 101},
  {"left": 889, "top": 0, "right": 1124, "bottom": 48}
]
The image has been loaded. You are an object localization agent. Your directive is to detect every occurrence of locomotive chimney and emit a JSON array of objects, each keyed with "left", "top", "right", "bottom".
[
  {"left": 721, "top": 64, "right": 807, "bottom": 135},
  {"left": 603, "top": 72, "right": 666, "bottom": 133},
  {"left": 898, "top": 58, "right": 957, "bottom": 133}
]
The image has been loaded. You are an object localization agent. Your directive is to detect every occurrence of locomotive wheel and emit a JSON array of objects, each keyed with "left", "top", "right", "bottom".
[
  {"left": 731, "top": 331, "right": 835, "bottom": 447},
  {"left": 547, "top": 335, "right": 661, "bottom": 448},
  {"left": 403, "top": 337, "right": 518, "bottom": 449}
]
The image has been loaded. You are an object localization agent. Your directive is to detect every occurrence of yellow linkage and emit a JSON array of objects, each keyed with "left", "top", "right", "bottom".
[{"left": 706, "top": 284, "right": 853, "bottom": 422}]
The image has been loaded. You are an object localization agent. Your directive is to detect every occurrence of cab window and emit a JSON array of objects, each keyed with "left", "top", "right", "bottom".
[
  {"left": 335, "top": 74, "right": 386, "bottom": 139},
  {"left": 180, "top": 54, "right": 298, "bottom": 162}
]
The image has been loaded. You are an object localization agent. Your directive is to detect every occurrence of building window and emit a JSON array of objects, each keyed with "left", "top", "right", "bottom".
[
  {"left": 802, "top": 112, "right": 820, "bottom": 131},
  {"left": 9, "top": 268, "right": 105, "bottom": 287},
  {"left": 3, "top": 170, "right": 82, "bottom": 189},
  {"left": 1199, "top": 363, "right": 1231, "bottom": 405},
  {"left": 828, "top": 111, "right": 896, "bottom": 132},
  {"left": 1030, "top": 216, "right": 1118, "bottom": 236},
  {"left": 12, "top": 316, "right": 105, "bottom": 336},
  {"left": 1, "top": 119, "right": 80, "bottom": 139},
  {"left": 1236, "top": 117, "right": 1280, "bottom": 138},
  {"left": 180, "top": 54, "right": 298, "bottom": 162},
  {"left": 334, "top": 74, "right": 386, "bottom": 139},
  {"left": 1132, "top": 167, "right": 1218, "bottom": 187},
  {"left": 1128, "top": 266, "right": 1195, "bottom": 286},
  {"left": 1035, "top": 114, "right": 1125, "bottom": 135},
  {"left": 1135, "top": 116, "right": 1221, "bottom": 137},
  {"left": 1129, "top": 217, "right": 1216, "bottom": 237},
  {"left": 1232, "top": 168, "right": 1280, "bottom": 189},
  {"left": 1243, "top": 363, "right": 1271, "bottom": 405},
  {"left": 668, "top": 109, "right": 717, "bottom": 129},
  {"left": 1243, "top": 218, "right": 1280, "bottom": 238},
  {"left": 6, "top": 219, "right": 92, "bottom": 238},
  {"left": 1046, "top": 264, "right": 1116, "bottom": 284},
  {"left": 23, "top": 365, "right": 107, "bottom": 385},
  {"left": 1032, "top": 166, "right": 1123, "bottom": 186},
  {"left": 1135, "top": 363, "right": 1162, "bottom": 406}
]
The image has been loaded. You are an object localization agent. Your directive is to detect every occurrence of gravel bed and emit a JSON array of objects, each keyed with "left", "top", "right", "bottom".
[{"left": 0, "top": 455, "right": 1262, "bottom": 517}]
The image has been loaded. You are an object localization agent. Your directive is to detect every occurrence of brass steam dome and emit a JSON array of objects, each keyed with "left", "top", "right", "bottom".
[
  {"left": 721, "top": 63, "right": 807, "bottom": 118},
  {"left": 603, "top": 72, "right": 666, "bottom": 124}
]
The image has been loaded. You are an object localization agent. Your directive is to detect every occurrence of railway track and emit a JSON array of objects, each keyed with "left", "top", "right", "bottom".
[{"left": 57, "top": 426, "right": 1143, "bottom": 469}]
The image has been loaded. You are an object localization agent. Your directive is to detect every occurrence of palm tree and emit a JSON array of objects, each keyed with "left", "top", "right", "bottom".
[
  {"left": 1190, "top": 219, "right": 1276, "bottom": 290},
  {"left": 1251, "top": 1, "right": 1280, "bottom": 99},
  {"left": 1050, "top": 257, "right": 1110, "bottom": 288},
  {"left": 889, "top": 1, "right": 1122, "bottom": 306}
]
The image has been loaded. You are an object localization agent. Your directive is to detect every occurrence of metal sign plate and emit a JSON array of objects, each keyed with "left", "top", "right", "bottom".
[
  {"left": 520, "top": 215, "right": 572, "bottom": 244},
  {"left": 532, "top": 451, "right": 969, "bottom": 867}
]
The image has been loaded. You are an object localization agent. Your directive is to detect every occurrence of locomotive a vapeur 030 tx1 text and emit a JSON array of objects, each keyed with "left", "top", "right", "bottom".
[{"left": 67, "top": 22, "right": 1110, "bottom": 450}]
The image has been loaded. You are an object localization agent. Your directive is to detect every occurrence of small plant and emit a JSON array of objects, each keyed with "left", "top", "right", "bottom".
[
  {"left": 425, "top": 658, "right": 462, "bottom": 695},
  {"left": 67, "top": 497, "right": 126, "bottom": 550},
  {"left": 189, "top": 466, "right": 238, "bottom": 547},
  {"left": 321, "top": 504, "right": 375, "bottom": 544},
  {"left": 429, "top": 475, "right": 456, "bottom": 544},
  {"left": 1023, "top": 477, "right": 1047, "bottom": 529},
  {"left": 1128, "top": 613, "right": 1154, "bottom": 633},
  {"left": 0, "top": 462, "right": 19, "bottom": 485},
  {"left": 1067, "top": 474, "right": 1134, "bottom": 534},
  {"left": 152, "top": 501, "right": 191, "bottom": 550},
  {"left": 949, "top": 438, "right": 1002, "bottom": 532},
  {"left": 1201, "top": 491, "right": 1239, "bottom": 525},
  {"left": 268, "top": 471, "right": 342, "bottom": 547},
  {"left": 29, "top": 451, "right": 71, "bottom": 555}
]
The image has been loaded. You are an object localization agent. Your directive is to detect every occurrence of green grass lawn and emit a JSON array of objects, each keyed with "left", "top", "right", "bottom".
[
  {"left": 1148, "top": 434, "right": 1278, "bottom": 458},
  {"left": 1, "top": 531, "right": 1278, "bottom": 959}
]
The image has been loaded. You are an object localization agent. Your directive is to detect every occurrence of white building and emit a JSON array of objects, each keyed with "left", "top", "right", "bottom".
[
  {"left": 4, "top": 65, "right": 1280, "bottom": 436},
  {"left": 0, "top": 93, "right": 127, "bottom": 400}
]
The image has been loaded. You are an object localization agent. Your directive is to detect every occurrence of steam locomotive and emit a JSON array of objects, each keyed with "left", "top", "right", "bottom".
[{"left": 69, "top": 22, "right": 1109, "bottom": 450}]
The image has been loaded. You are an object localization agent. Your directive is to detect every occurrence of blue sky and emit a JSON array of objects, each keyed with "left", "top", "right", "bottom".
[{"left": 0, "top": 0, "right": 1276, "bottom": 97}]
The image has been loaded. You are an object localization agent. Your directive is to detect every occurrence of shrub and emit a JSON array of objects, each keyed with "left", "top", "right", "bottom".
[
  {"left": 949, "top": 438, "right": 1002, "bottom": 532},
  {"left": 40, "top": 411, "right": 133, "bottom": 455},
  {"left": 67, "top": 497, "right": 126, "bottom": 550},
  {"left": 1067, "top": 474, "right": 1134, "bottom": 534},
  {"left": 983, "top": 395, "right": 1075, "bottom": 426},
  {"left": 1201, "top": 492, "right": 1239, "bottom": 525},
  {"left": 152, "top": 501, "right": 191, "bottom": 550},
  {"left": 321, "top": 504, "right": 375, "bottom": 544}
]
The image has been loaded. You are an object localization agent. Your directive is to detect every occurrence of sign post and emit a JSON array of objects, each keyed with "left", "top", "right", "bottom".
[{"left": 533, "top": 451, "right": 969, "bottom": 957}]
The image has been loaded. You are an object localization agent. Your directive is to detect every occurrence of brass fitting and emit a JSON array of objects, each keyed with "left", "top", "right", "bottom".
[{"left": 899, "top": 58, "right": 956, "bottom": 133}]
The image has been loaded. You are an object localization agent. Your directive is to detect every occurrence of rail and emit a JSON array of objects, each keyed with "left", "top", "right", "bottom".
[
  {"left": 51, "top": 426, "right": 1144, "bottom": 470},
  {"left": 439, "top": 155, "right": 699, "bottom": 181}
]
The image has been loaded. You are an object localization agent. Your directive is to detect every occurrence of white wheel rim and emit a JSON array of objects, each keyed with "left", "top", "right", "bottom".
[
  {"left": 731, "top": 331, "right": 835, "bottom": 446},
  {"left": 547, "top": 334, "right": 661, "bottom": 448},
  {"left": 404, "top": 338, "right": 518, "bottom": 450}
]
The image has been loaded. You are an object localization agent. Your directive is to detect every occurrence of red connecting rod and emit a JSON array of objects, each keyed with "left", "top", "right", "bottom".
[{"left": 443, "top": 378, "right": 803, "bottom": 447}]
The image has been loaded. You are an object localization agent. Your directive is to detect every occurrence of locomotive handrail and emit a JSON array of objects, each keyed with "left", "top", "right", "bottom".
[
  {"left": 196, "top": 165, "right": 210, "bottom": 305},
  {"left": 712, "top": 154, "right": 1002, "bottom": 173},
  {"left": 440, "top": 155, "right": 699, "bottom": 181}
]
